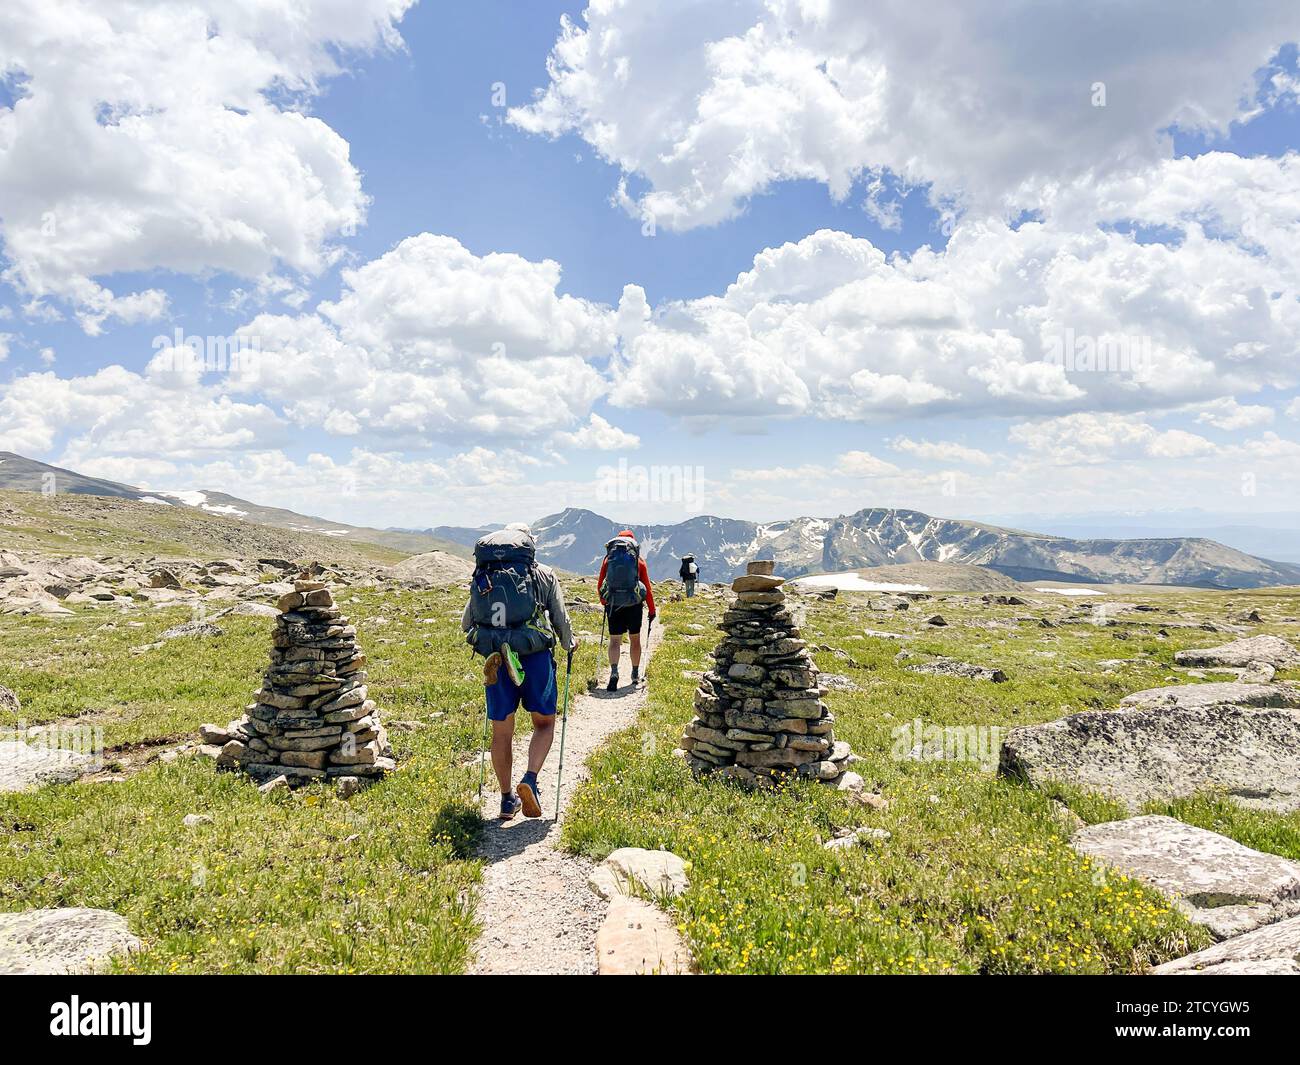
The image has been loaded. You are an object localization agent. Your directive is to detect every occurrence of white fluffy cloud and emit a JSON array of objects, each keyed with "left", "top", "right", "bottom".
[
  {"left": 512, "top": 0, "right": 1300, "bottom": 230},
  {"left": 555, "top": 413, "right": 640, "bottom": 450},
  {"left": 0, "top": 234, "right": 623, "bottom": 468},
  {"left": 609, "top": 152, "right": 1300, "bottom": 424},
  {"left": 0, "top": 365, "right": 284, "bottom": 459},
  {"left": 732, "top": 450, "right": 898, "bottom": 483},
  {"left": 890, "top": 437, "right": 993, "bottom": 466},
  {"left": 0, "top": 0, "right": 413, "bottom": 331},
  {"left": 1008, "top": 412, "right": 1216, "bottom": 463},
  {"left": 1195, "top": 397, "right": 1276, "bottom": 431}
]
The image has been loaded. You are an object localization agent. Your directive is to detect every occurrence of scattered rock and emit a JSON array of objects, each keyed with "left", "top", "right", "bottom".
[
  {"left": 819, "top": 672, "right": 862, "bottom": 692},
  {"left": 925, "top": 614, "right": 947, "bottom": 626},
  {"left": 258, "top": 775, "right": 289, "bottom": 795},
  {"left": 906, "top": 657, "right": 1007, "bottom": 682},
  {"left": 159, "top": 621, "right": 223, "bottom": 642},
  {"left": 1073, "top": 815, "right": 1300, "bottom": 940},
  {"left": 824, "top": 826, "right": 891, "bottom": 850},
  {"left": 862, "top": 628, "right": 903, "bottom": 639},
  {"left": 386, "top": 551, "right": 474, "bottom": 588},
  {"left": 595, "top": 897, "right": 693, "bottom": 975},
  {"left": 183, "top": 813, "right": 213, "bottom": 828},
  {"left": 593, "top": 848, "right": 691, "bottom": 900},
  {"left": 197, "top": 723, "right": 232, "bottom": 745},
  {"left": 1001, "top": 685, "right": 1300, "bottom": 813},
  {"left": 149, "top": 568, "right": 182, "bottom": 589},
  {"left": 335, "top": 775, "right": 363, "bottom": 799},
  {"left": 0, "top": 741, "right": 94, "bottom": 793},
  {"left": 0, "top": 684, "right": 18, "bottom": 715},
  {"left": 1239, "top": 661, "right": 1276, "bottom": 684},
  {"left": 0, "top": 908, "right": 140, "bottom": 974},
  {"left": 1152, "top": 913, "right": 1300, "bottom": 975},
  {"left": 232, "top": 602, "right": 279, "bottom": 618},
  {"left": 1119, "top": 682, "right": 1300, "bottom": 712},
  {"left": 1174, "top": 635, "right": 1300, "bottom": 670}
]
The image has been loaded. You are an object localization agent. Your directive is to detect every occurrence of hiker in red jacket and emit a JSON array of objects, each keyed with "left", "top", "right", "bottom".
[{"left": 598, "top": 529, "right": 655, "bottom": 691}]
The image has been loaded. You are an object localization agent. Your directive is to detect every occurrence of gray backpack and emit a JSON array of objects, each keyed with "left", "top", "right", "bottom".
[
  {"left": 602, "top": 536, "right": 646, "bottom": 610},
  {"left": 466, "top": 529, "right": 552, "bottom": 657}
]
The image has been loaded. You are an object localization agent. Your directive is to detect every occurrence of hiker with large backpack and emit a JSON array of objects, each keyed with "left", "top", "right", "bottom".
[
  {"left": 678, "top": 554, "right": 699, "bottom": 598},
  {"left": 597, "top": 530, "right": 655, "bottom": 691},
  {"left": 463, "top": 522, "right": 576, "bottom": 820}
]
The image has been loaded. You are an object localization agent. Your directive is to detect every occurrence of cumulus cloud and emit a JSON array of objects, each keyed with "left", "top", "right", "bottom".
[
  {"left": 555, "top": 413, "right": 641, "bottom": 450},
  {"left": 609, "top": 152, "right": 1300, "bottom": 425},
  {"left": 0, "top": 0, "right": 413, "bottom": 331},
  {"left": 837, "top": 450, "right": 900, "bottom": 478},
  {"left": 512, "top": 0, "right": 1300, "bottom": 230},
  {"left": 731, "top": 450, "right": 899, "bottom": 484},
  {"left": 1008, "top": 412, "right": 1217, "bottom": 463},
  {"left": 0, "top": 365, "right": 285, "bottom": 459},
  {"left": 0, "top": 233, "right": 621, "bottom": 468},
  {"left": 890, "top": 437, "right": 994, "bottom": 466},
  {"left": 1194, "top": 397, "right": 1276, "bottom": 431}
]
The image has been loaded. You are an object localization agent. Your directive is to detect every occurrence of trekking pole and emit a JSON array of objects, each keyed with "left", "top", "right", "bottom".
[
  {"left": 554, "top": 647, "right": 574, "bottom": 821},
  {"left": 478, "top": 685, "right": 490, "bottom": 801},
  {"left": 644, "top": 610, "right": 654, "bottom": 681},
  {"left": 598, "top": 603, "right": 608, "bottom": 683}
]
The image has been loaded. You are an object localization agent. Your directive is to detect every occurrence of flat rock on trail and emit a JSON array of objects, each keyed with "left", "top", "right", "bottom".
[{"left": 469, "top": 626, "right": 661, "bottom": 975}]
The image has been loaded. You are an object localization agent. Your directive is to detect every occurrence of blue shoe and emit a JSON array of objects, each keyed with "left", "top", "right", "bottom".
[
  {"left": 499, "top": 793, "right": 522, "bottom": 821},
  {"left": 517, "top": 771, "right": 543, "bottom": 818}
]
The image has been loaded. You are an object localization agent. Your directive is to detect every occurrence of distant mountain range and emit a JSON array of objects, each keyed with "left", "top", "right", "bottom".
[
  {"left": 992, "top": 510, "right": 1300, "bottom": 564},
  {"left": 4, "top": 450, "right": 1297, "bottom": 588},
  {"left": 0, "top": 452, "right": 468, "bottom": 558},
  {"left": 427, "top": 507, "right": 1300, "bottom": 588}
]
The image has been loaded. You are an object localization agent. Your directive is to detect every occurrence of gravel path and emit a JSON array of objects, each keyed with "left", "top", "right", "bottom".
[{"left": 468, "top": 625, "right": 661, "bottom": 975}]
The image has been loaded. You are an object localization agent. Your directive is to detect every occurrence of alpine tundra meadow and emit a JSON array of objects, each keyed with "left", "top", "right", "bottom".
[{"left": 2, "top": 0, "right": 1300, "bottom": 1042}]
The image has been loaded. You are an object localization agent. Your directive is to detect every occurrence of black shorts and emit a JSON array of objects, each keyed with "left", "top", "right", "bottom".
[{"left": 607, "top": 603, "right": 644, "bottom": 636}]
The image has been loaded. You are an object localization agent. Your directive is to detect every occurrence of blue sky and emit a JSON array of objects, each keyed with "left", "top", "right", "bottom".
[{"left": 2, "top": 1, "right": 1299, "bottom": 530}]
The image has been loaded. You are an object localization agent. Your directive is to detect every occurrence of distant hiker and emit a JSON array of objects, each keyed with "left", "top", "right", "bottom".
[
  {"left": 464, "top": 522, "right": 576, "bottom": 820},
  {"left": 598, "top": 529, "right": 655, "bottom": 691},
  {"left": 679, "top": 554, "right": 699, "bottom": 598}
]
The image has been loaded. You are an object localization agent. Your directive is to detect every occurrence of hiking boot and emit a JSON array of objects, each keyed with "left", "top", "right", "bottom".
[
  {"left": 517, "top": 771, "right": 543, "bottom": 818},
  {"left": 502, "top": 645, "right": 525, "bottom": 686},
  {"left": 606, "top": 668, "right": 619, "bottom": 692},
  {"left": 631, "top": 665, "right": 639, "bottom": 684},
  {"left": 499, "top": 793, "right": 522, "bottom": 821},
  {"left": 483, "top": 651, "right": 503, "bottom": 686}
]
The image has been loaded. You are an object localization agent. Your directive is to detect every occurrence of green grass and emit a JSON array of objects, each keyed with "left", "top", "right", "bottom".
[
  {"left": 0, "top": 488, "right": 407, "bottom": 563},
  {"left": 559, "top": 587, "right": 1300, "bottom": 974},
  {"left": 3, "top": 578, "right": 1297, "bottom": 973},
  {"left": 0, "top": 583, "right": 604, "bottom": 973}
]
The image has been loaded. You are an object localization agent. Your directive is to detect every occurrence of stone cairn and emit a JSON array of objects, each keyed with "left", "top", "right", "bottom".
[
  {"left": 204, "top": 576, "right": 393, "bottom": 788},
  {"left": 678, "top": 561, "right": 855, "bottom": 789}
]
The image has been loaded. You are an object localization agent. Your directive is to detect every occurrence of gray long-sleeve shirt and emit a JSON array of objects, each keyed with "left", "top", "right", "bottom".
[{"left": 461, "top": 561, "right": 574, "bottom": 652}]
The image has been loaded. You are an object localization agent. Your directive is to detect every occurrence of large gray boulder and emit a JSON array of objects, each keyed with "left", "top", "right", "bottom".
[
  {"left": 1000, "top": 685, "right": 1300, "bottom": 813},
  {"left": 0, "top": 741, "right": 95, "bottom": 793},
  {"left": 589, "top": 848, "right": 690, "bottom": 901},
  {"left": 1174, "top": 634, "right": 1300, "bottom": 669},
  {"left": 387, "top": 551, "right": 473, "bottom": 588},
  {"left": 0, "top": 908, "right": 140, "bottom": 974},
  {"left": 1119, "top": 682, "right": 1300, "bottom": 711},
  {"left": 1073, "top": 815, "right": 1300, "bottom": 940},
  {"left": 1152, "top": 913, "right": 1300, "bottom": 974}
]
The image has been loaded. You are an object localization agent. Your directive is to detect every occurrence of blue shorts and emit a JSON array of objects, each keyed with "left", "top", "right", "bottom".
[{"left": 485, "top": 649, "right": 557, "bottom": 721}]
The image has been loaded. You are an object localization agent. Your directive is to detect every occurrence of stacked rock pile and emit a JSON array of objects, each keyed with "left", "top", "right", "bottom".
[
  {"left": 678, "top": 561, "right": 855, "bottom": 789},
  {"left": 199, "top": 576, "right": 393, "bottom": 787}
]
